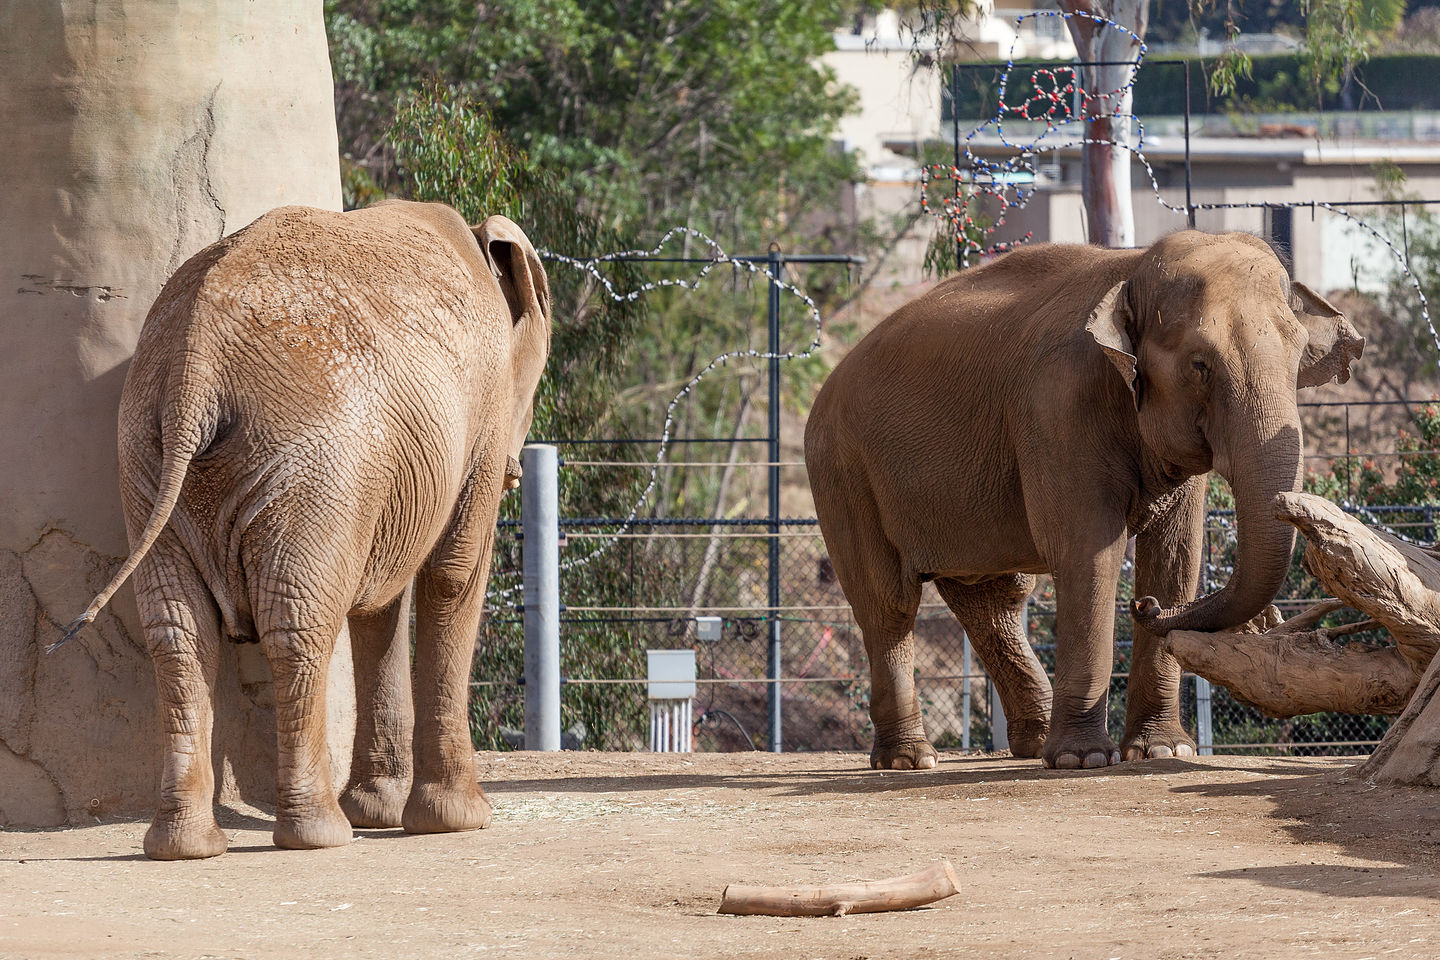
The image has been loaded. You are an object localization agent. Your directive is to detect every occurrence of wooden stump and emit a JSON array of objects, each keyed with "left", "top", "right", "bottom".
[{"left": 1163, "top": 492, "right": 1440, "bottom": 786}]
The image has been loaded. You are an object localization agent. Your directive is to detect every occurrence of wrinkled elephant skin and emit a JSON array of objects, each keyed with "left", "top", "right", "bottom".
[
  {"left": 65, "top": 201, "right": 551, "bottom": 858},
  {"left": 805, "top": 231, "right": 1363, "bottom": 771}
]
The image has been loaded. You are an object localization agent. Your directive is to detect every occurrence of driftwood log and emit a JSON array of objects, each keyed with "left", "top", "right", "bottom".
[
  {"left": 1164, "top": 492, "right": 1440, "bottom": 785},
  {"left": 717, "top": 862, "right": 960, "bottom": 917}
]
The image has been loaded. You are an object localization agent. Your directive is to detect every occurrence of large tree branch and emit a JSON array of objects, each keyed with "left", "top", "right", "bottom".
[
  {"left": 1159, "top": 492, "right": 1440, "bottom": 785},
  {"left": 1164, "top": 494, "right": 1440, "bottom": 717}
]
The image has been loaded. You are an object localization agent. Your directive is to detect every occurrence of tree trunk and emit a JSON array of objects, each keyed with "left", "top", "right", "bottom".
[
  {"left": 1059, "top": 0, "right": 1147, "bottom": 248},
  {"left": 0, "top": 1, "right": 346, "bottom": 826},
  {"left": 1162, "top": 493, "right": 1440, "bottom": 786}
]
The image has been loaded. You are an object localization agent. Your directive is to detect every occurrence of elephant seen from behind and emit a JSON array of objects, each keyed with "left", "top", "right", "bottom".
[
  {"left": 64, "top": 200, "right": 550, "bottom": 858},
  {"left": 805, "top": 231, "right": 1363, "bottom": 771}
]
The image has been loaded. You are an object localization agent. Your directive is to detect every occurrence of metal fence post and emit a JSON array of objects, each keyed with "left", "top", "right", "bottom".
[
  {"left": 1183, "top": 59, "right": 1195, "bottom": 229},
  {"left": 1195, "top": 675, "right": 1214, "bottom": 756},
  {"left": 951, "top": 60, "right": 963, "bottom": 269},
  {"left": 961, "top": 627, "right": 972, "bottom": 751},
  {"left": 989, "top": 672, "right": 1008, "bottom": 752},
  {"left": 766, "top": 245, "right": 783, "bottom": 752},
  {"left": 522, "top": 443, "right": 561, "bottom": 751}
]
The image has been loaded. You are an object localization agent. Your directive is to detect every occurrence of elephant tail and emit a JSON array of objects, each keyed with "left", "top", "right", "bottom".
[{"left": 51, "top": 376, "right": 216, "bottom": 653}]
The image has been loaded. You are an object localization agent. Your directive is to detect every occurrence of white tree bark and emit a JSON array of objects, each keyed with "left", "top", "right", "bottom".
[
  {"left": 0, "top": 1, "right": 347, "bottom": 826},
  {"left": 1060, "top": 0, "right": 1147, "bottom": 248}
]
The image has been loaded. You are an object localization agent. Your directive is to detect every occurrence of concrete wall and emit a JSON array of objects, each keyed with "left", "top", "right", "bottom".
[{"left": 0, "top": 1, "right": 349, "bottom": 826}]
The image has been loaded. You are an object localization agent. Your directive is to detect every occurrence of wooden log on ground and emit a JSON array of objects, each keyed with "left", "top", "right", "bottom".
[{"left": 717, "top": 861, "right": 960, "bottom": 917}]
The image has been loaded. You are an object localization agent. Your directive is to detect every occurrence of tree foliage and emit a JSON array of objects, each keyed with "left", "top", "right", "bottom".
[
  {"left": 327, "top": 3, "right": 874, "bottom": 747},
  {"left": 327, "top": 0, "right": 864, "bottom": 244},
  {"left": 1179, "top": 1, "right": 1408, "bottom": 101}
]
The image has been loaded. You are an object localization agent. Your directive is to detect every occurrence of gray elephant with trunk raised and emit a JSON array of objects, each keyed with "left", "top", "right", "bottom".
[
  {"left": 805, "top": 231, "right": 1363, "bottom": 771},
  {"left": 64, "top": 200, "right": 550, "bottom": 858}
]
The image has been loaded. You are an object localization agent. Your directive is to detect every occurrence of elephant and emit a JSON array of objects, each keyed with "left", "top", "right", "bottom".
[
  {"left": 62, "top": 200, "right": 550, "bottom": 858},
  {"left": 804, "top": 230, "right": 1364, "bottom": 771}
]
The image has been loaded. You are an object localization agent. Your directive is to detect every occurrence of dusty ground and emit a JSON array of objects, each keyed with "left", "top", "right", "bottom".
[{"left": 3, "top": 752, "right": 1439, "bottom": 959}]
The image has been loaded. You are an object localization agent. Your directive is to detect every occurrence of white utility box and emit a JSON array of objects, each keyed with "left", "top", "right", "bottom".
[{"left": 646, "top": 649, "right": 697, "bottom": 752}]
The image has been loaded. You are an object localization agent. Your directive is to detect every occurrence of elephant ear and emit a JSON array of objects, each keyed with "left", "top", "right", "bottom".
[
  {"left": 1291, "top": 281, "right": 1365, "bottom": 389},
  {"left": 1085, "top": 280, "right": 1138, "bottom": 397},
  {"left": 473, "top": 215, "right": 551, "bottom": 327}
]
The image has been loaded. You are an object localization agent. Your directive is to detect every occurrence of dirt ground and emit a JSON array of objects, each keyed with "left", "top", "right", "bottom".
[{"left": 3, "top": 752, "right": 1439, "bottom": 960}]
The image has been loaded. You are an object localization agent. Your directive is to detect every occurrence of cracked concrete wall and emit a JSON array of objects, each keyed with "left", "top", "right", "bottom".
[{"left": 0, "top": 2, "right": 352, "bottom": 826}]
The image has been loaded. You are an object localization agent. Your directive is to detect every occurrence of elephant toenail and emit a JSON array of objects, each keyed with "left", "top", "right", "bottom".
[
  {"left": 1082, "top": 751, "right": 1109, "bottom": 769},
  {"left": 893, "top": 757, "right": 914, "bottom": 770},
  {"left": 1123, "top": 747, "right": 1143, "bottom": 762},
  {"left": 918, "top": 755, "right": 936, "bottom": 769},
  {"left": 1147, "top": 745, "right": 1174, "bottom": 759},
  {"left": 1175, "top": 743, "right": 1196, "bottom": 757},
  {"left": 1110, "top": 750, "right": 1121, "bottom": 765},
  {"left": 1055, "top": 754, "right": 1083, "bottom": 770}
]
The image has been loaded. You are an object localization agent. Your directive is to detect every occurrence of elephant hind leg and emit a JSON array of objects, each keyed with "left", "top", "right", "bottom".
[
  {"left": 134, "top": 545, "right": 228, "bottom": 860},
  {"left": 812, "top": 472, "right": 931, "bottom": 770},
  {"left": 340, "top": 583, "right": 414, "bottom": 829},
  {"left": 933, "top": 575, "right": 1052, "bottom": 759},
  {"left": 252, "top": 584, "right": 353, "bottom": 851},
  {"left": 404, "top": 464, "right": 498, "bottom": 835}
]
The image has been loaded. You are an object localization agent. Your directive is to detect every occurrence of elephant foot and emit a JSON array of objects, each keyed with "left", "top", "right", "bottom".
[
  {"left": 402, "top": 780, "right": 492, "bottom": 834},
  {"left": 274, "top": 800, "right": 353, "bottom": 850},
  {"left": 1121, "top": 724, "right": 1197, "bottom": 762},
  {"left": 144, "top": 814, "right": 228, "bottom": 861},
  {"left": 1005, "top": 717, "right": 1050, "bottom": 760},
  {"left": 1042, "top": 726, "right": 1121, "bottom": 770},
  {"left": 870, "top": 738, "right": 938, "bottom": 771},
  {"left": 340, "top": 775, "right": 410, "bottom": 828}
]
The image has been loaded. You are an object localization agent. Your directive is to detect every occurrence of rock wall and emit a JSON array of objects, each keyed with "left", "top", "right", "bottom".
[{"left": 0, "top": 1, "right": 352, "bottom": 826}]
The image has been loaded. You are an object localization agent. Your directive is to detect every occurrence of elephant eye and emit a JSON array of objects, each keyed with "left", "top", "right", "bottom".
[{"left": 1190, "top": 356, "right": 1211, "bottom": 383}]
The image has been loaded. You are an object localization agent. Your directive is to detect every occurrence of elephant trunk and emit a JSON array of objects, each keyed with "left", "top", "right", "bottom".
[{"left": 1138, "top": 404, "right": 1304, "bottom": 635}]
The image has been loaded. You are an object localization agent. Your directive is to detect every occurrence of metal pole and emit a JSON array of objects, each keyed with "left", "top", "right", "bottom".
[
  {"left": 1196, "top": 508, "right": 1214, "bottom": 755},
  {"left": 989, "top": 671, "right": 1008, "bottom": 753},
  {"left": 987, "top": 598, "right": 1018, "bottom": 752},
  {"left": 766, "top": 245, "right": 783, "bottom": 752},
  {"left": 522, "top": 443, "right": 561, "bottom": 751},
  {"left": 952, "top": 61, "right": 963, "bottom": 270},
  {"left": 961, "top": 627, "right": 972, "bottom": 751},
  {"left": 1183, "top": 60, "right": 1196, "bottom": 229},
  {"left": 1195, "top": 675, "right": 1214, "bottom": 756}
]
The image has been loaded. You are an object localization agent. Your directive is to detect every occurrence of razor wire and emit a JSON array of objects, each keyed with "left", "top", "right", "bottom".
[{"left": 485, "top": 226, "right": 830, "bottom": 600}]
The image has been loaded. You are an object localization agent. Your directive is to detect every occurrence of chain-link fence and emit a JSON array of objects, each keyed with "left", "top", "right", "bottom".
[{"left": 470, "top": 393, "right": 1440, "bottom": 757}]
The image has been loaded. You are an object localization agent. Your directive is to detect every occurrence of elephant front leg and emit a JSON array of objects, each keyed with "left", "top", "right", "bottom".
[
  {"left": 340, "top": 585, "right": 415, "bottom": 828},
  {"left": 1044, "top": 540, "right": 1128, "bottom": 770},
  {"left": 136, "top": 555, "right": 228, "bottom": 860},
  {"left": 1122, "top": 480, "right": 1204, "bottom": 761}
]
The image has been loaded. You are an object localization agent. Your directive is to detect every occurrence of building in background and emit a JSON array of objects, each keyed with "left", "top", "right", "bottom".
[
  {"left": 825, "top": 3, "right": 1074, "bottom": 281},
  {"left": 826, "top": 5, "right": 1440, "bottom": 294}
]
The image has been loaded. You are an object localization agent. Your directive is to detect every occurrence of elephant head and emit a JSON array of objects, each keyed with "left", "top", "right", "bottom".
[
  {"left": 1086, "top": 231, "right": 1364, "bottom": 634},
  {"left": 473, "top": 215, "right": 552, "bottom": 489}
]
